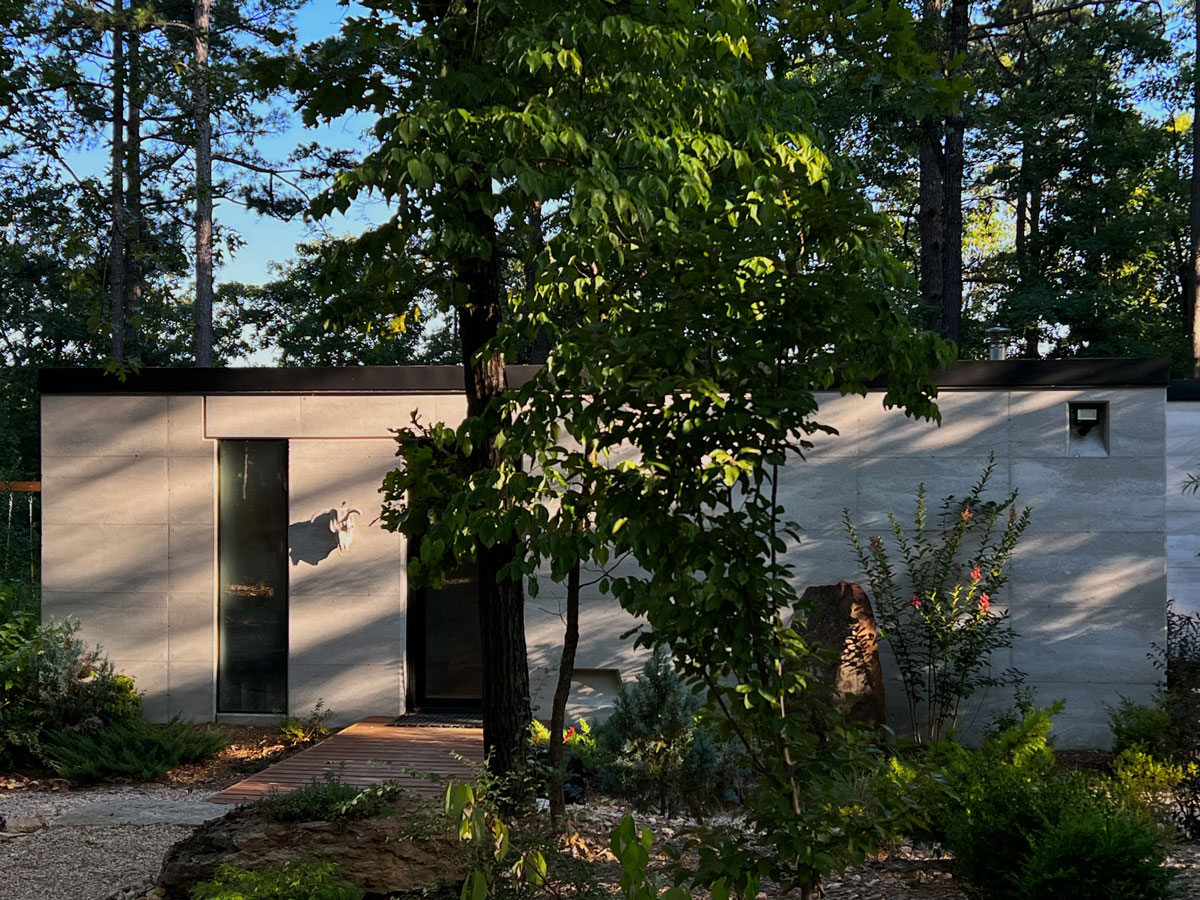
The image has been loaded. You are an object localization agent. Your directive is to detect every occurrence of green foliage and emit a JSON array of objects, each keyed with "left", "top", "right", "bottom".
[
  {"left": 891, "top": 706, "right": 1176, "bottom": 900},
  {"left": 1014, "top": 803, "right": 1176, "bottom": 900},
  {"left": 1109, "top": 746, "right": 1192, "bottom": 827},
  {"left": 610, "top": 813, "right": 699, "bottom": 900},
  {"left": 308, "top": 0, "right": 951, "bottom": 893},
  {"left": 0, "top": 580, "right": 37, "bottom": 623},
  {"left": 0, "top": 613, "right": 143, "bottom": 766},
  {"left": 189, "top": 861, "right": 361, "bottom": 900},
  {"left": 41, "top": 715, "right": 227, "bottom": 783},
  {"left": 966, "top": 2, "right": 1182, "bottom": 363},
  {"left": 231, "top": 241, "right": 459, "bottom": 366},
  {"left": 530, "top": 716, "right": 600, "bottom": 772},
  {"left": 446, "top": 780, "right": 547, "bottom": 900},
  {"left": 845, "top": 456, "right": 1031, "bottom": 743},
  {"left": 258, "top": 775, "right": 409, "bottom": 824},
  {"left": 1107, "top": 696, "right": 1172, "bottom": 757},
  {"left": 595, "top": 648, "right": 725, "bottom": 817},
  {"left": 945, "top": 768, "right": 1174, "bottom": 900},
  {"left": 278, "top": 698, "right": 333, "bottom": 745},
  {"left": 0, "top": 491, "right": 39, "bottom": 598},
  {"left": 1148, "top": 600, "right": 1200, "bottom": 838}
]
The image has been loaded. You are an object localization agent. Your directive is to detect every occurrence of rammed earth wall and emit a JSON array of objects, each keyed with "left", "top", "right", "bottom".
[{"left": 40, "top": 361, "right": 1174, "bottom": 746}]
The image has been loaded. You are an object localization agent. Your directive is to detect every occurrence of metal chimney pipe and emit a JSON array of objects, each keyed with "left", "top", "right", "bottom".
[{"left": 986, "top": 326, "right": 1012, "bottom": 361}]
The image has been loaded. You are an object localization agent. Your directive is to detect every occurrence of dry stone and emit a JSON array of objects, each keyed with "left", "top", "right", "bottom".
[{"left": 795, "top": 581, "right": 886, "bottom": 729}]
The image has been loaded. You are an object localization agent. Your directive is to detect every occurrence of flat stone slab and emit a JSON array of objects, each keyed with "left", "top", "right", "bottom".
[{"left": 53, "top": 798, "right": 229, "bottom": 827}]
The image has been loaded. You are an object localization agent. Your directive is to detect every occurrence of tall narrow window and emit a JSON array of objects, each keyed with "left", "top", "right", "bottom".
[{"left": 218, "top": 440, "right": 288, "bottom": 713}]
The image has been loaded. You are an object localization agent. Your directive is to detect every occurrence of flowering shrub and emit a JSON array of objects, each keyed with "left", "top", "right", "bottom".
[{"left": 844, "top": 457, "right": 1031, "bottom": 743}]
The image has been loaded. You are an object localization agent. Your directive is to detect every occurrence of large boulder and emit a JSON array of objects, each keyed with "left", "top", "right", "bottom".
[
  {"left": 157, "top": 799, "right": 468, "bottom": 899},
  {"left": 795, "top": 581, "right": 886, "bottom": 730}
]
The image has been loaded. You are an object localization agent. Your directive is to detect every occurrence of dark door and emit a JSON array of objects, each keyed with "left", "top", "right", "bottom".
[{"left": 407, "top": 559, "right": 483, "bottom": 710}]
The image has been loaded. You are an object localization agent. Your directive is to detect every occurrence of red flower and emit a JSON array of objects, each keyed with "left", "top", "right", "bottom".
[
  {"left": 910, "top": 594, "right": 922, "bottom": 609},
  {"left": 562, "top": 727, "right": 576, "bottom": 743},
  {"left": 979, "top": 593, "right": 991, "bottom": 613},
  {"left": 970, "top": 564, "right": 982, "bottom": 581}
]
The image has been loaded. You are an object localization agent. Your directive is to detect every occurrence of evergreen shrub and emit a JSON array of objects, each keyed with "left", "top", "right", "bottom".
[
  {"left": 42, "top": 715, "right": 228, "bottom": 782},
  {"left": 595, "top": 647, "right": 726, "bottom": 817}
]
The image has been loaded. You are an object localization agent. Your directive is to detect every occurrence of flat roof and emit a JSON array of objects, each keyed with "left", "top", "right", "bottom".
[{"left": 38, "top": 358, "right": 1170, "bottom": 394}]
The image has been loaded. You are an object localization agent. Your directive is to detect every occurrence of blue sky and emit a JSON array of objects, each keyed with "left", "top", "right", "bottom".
[{"left": 219, "top": 0, "right": 380, "bottom": 287}]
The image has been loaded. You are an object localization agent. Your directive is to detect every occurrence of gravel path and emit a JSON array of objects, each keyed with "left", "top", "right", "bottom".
[
  {"left": 1, "top": 785, "right": 209, "bottom": 900},
  {"left": 4, "top": 785, "right": 1200, "bottom": 900}
]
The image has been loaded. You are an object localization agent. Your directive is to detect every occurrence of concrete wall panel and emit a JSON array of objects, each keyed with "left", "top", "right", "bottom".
[
  {"left": 168, "top": 455, "right": 214, "bottom": 526},
  {"left": 43, "top": 395, "right": 169, "bottom": 457},
  {"left": 287, "top": 441, "right": 406, "bottom": 722},
  {"left": 42, "top": 456, "right": 168, "bottom": 525},
  {"left": 289, "top": 662, "right": 403, "bottom": 725},
  {"left": 858, "top": 392, "right": 1010, "bottom": 459}
]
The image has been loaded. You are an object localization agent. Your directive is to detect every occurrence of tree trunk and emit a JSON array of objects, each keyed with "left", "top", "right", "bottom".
[
  {"left": 1191, "top": 0, "right": 1200, "bottom": 376},
  {"left": 109, "top": 0, "right": 127, "bottom": 363},
  {"left": 917, "top": 0, "right": 945, "bottom": 334},
  {"left": 940, "top": 0, "right": 968, "bottom": 346},
  {"left": 548, "top": 558, "right": 581, "bottom": 830},
  {"left": 918, "top": 114, "right": 945, "bottom": 331},
  {"left": 125, "top": 28, "right": 143, "bottom": 355},
  {"left": 525, "top": 201, "right": 550, "bottom": 365},
  {"left": 457, "top": 191, "right": 532, "bottom": 784},
  {"left": 194, "top": 0, "right": 214, "bottom": 367}
]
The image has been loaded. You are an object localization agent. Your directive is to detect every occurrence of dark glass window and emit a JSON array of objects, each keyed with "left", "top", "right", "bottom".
[{"left": 218, "top": 440, "right": 288, "bottom": 713}]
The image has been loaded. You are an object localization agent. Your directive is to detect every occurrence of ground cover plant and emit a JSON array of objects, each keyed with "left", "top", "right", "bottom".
[
  {"left": 258, "top": 775, "right": 409, "bottom": 824},
  {"left": 189, "top": 861, "right": 360, "bottom": 900},
  {"left": 41, "top": 714, "right": 229, "bottom": 782}
]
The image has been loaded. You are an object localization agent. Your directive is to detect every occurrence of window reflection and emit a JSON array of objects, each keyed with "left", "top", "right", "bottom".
[{"left": 218, "top": 440, "right": 288, "bottom": 713}]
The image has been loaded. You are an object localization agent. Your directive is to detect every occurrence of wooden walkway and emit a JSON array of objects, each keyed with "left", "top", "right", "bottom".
[{"left": 208, "top": 716, "right": 484, "bottom": 804}]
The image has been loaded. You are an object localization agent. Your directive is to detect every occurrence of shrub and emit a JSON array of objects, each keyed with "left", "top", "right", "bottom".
[
  {"left": 1016, "top": 805, "right": 1176, "bottom": 900},
  {"left": 926, "top": 708, "right": 1176, "bottom": 900},
  {"left": 530, "top": 716, "right": 601, "bottom": 772},
  {"left": 1107, "top": 695, "right": 1171, "bottom": 756},
  {"left": 844, "top": 456, "right": 1030, "bottom": 743},
  {"left": 1144, "top": 602, "right": 1200, "bottom": 837},
  {"left": 41, "top": 715, "right": 228, "bottom": 782},
  {"left": 259, "top": 774, "right": 406, "bottom": 823},
  {"left": 0, "top": 613, "right": 143, "bottom": 766},
  {"left": 0, "top": 581, "right": 37, "bottom": 621},
  {"left": 595, "top": 647, "right": 726, "bottom": 817},
  {"left": 189, "top": 861, "right": 360, "bottom": 900}
]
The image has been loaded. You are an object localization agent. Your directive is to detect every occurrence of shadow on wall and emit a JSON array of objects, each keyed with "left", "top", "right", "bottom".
[{"left": 290, "top": 503, "right": 365, "bottom": 566}]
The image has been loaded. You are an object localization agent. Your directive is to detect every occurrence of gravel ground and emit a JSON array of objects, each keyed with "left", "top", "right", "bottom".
[
  {"left": 4, "top": 785, "right": 1200, "bottom": 900},
  {"left": 0, "top": 784, "right": 205, "bottom": 900}
]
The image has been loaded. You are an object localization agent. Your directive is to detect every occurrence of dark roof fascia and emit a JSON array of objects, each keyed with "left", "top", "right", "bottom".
[
  {"left": 1168, "top": 379, "right": 1200, "bottom": 401},
  {"left": 38, "top": 365, "right": 543, "bottom": 395},
  {"left": 38, "top": 358, "right": 1168, "bottom": 395},
  {"left": 903, "top": 358, "right": 1169, "bottom": 391}
]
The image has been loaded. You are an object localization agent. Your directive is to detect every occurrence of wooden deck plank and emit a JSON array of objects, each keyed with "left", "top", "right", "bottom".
[{"left": 208, "top": 719, "right": 484, "bottom": 804}]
